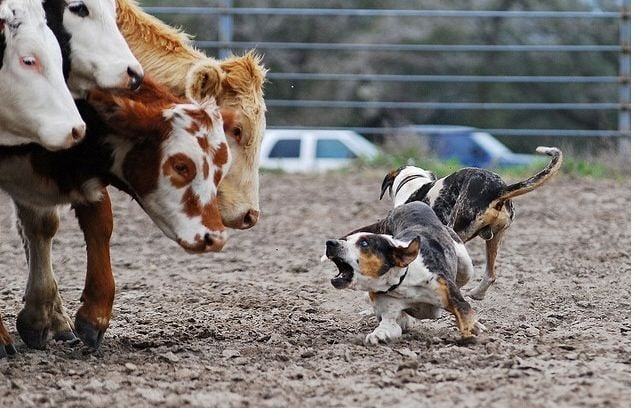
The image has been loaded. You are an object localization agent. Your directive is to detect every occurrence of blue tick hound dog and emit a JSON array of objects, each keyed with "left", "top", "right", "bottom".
[
  {"left": 323, "top": 202, "right": 484, "bottom": 345},
  {"left": 379, "top": 146, "right": 563, "bottom": 300}
]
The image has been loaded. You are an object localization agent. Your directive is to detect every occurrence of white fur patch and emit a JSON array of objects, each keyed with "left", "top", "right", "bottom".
[
  {"left": 64, "top": 0, "right": 143, "bottom": 96},
  {"left": 0, "top": 0, "right": 84, "bottom": 150}
]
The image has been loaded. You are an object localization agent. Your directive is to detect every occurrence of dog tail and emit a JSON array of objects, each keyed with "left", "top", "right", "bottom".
[{"left": 497, "top": 146, "right": 563, "bottom": 202}]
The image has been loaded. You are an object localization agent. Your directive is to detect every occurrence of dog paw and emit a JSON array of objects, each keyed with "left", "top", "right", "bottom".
[
  {"left": 471, "top": 320, "right": 487, "bottom": 336},
  {"left": 466, "top": 288, "right": 486, "bottom": 301},
  {"left": 364, "top": 327, "right": 396, "bottom": 346}
]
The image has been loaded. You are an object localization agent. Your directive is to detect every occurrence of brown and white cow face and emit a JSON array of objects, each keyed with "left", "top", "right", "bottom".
[
  {"left": 148, "top": 102, "right": 233, "bottom": 252},
  {"left": 88, "top": 83, "right": 233, "bottom": 253}
]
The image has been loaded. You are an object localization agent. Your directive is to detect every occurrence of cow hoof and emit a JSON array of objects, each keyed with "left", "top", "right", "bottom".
[
  {"left": 0, "top": 343, "right": 17, "bottom": 358},
  {"left": 74, "top": 316, "right": 105, "bottom": 349},
  {"left": 16, "top": 320, "right": 49, "bottom": 350},
  {"left": 54, "top": 330, "right": 78, "bottom": 343}
]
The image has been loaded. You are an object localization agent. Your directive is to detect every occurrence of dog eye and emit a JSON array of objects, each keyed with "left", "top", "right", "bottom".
[{"left": 359, "top": 239, "right": 369, "bottom": 248}]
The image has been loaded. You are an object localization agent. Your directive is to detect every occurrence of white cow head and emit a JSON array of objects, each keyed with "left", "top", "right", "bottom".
[
  {"left": 51, "top": 0, "right": 143, "bottom": 97},
  {"left": 0, "top": 0, "right": 85, "bottom": 150}
]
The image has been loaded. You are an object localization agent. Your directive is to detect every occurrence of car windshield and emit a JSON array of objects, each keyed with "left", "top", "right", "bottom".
[
  {"left": 472, "top": 132, "right": 513, "bottom": 156},
  {"left": 316, "top": 139, "right": 356, "bottom": 159}
]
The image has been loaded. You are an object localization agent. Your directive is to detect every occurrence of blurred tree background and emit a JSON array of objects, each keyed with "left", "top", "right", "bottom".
[{"left": 139, "top": 0, "right": 627, "bottom": 154}]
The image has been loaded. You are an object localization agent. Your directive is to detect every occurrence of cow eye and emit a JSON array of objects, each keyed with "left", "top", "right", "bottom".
[
  {"left": 174, "top": 163, "right": 188, "bottom": 175},
  {"left": 231, "top": 127, "right": 242, "bottom": 143},
  {"left": 68, "top": 2, "right": 89, "bottom": 17},
  {"left": 21, "top": 56, "right": 37, "bottom": 67}
]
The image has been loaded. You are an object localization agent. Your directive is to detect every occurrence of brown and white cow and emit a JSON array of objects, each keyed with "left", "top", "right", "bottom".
[
  {"left": 0, "top": 78, "right": 233, "bottom": 355},
  {"left": 116, "top": 0, "right": 267, "bottom": 229}
]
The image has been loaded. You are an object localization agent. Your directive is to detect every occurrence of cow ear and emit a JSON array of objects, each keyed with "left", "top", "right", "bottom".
[
  {"left": 185, "top": 60, "right": 225, "bottom": 102},
  {"left": 87, "top": 88, "right": 163, "bottom": 139},
  {"left": 391, "top": 237, "right": 420, "bottom": 267}
]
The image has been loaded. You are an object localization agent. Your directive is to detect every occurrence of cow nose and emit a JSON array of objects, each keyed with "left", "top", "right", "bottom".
[
  {"left": 204, "top": 233, "right": 226, "bottom": 252},
  {"left": 241, "top": 209, "right": 259, "bottom": 229},
  {"left": 71, "top": 124, "right": 86, "bottom": 142},
  {"left": 127, "top": 67, "right": 143, "bottom": 90}
]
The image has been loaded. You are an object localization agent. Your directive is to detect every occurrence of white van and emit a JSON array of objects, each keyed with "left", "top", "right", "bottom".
[{"left": 260, "top": 129, "right": 380, "bottom": 173}]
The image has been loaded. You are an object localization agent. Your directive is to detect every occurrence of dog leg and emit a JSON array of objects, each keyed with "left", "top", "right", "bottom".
[
  {"left": 436, "top": 277, "right": 479, "bottom": 338},
  {"left": 365, "top": 297, "right": 405, "bottom": 345},
  {"left": 73, "top": 189, "right": 115, "bottom": 350},
  {"left": 14, "top": 203, "right": 75, "bottom": 349},
  {"left": 396, "top": 312, "right": 418, "bottom": 332},
  {"left": 454, "top": 242, "right": 474, "bottom": 288},
  {"left": 468, "top": 230, "right": 505, "bottom": 300}
]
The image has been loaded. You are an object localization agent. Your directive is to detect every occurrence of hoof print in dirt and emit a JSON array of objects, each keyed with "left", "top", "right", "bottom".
[
  {"left": 456, "top": 335, "right": 478, "bottom": 346},
  {"left": 74, "top": 316, "right": 105, "bottom": 350},
  {"left": 0, "top": 343, "right": 17, "bottom": 358}
]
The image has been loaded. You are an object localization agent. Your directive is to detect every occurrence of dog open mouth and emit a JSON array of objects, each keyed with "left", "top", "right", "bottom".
[{"left": 328, "top": 257, "right": 354, "bottom": 289}]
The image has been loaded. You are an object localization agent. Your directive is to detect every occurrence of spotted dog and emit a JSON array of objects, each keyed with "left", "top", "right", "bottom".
[
  {"left": 379, "top": 146, "right": 563, "bottom": 300},
  {"left": 323, "top": 202, "right": 484, "bottom": 345}
]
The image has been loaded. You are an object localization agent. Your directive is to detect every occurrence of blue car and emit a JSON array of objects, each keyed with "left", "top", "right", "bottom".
[{"left": 405, "top": 125, "right": 542, "bottom": 168}]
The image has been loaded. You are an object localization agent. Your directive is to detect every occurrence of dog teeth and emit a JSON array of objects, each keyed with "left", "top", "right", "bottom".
[{"left": 320, "top": 254, "right": 329, "bottom": 263}]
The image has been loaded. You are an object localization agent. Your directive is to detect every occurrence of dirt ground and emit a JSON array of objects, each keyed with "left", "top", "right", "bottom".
[{"left": 0, "top": 168, "right": 630, "bottom": 407}]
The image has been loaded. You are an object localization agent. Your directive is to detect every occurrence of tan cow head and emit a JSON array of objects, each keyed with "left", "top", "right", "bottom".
[
  {"left": 88, "top": 79, "right": 234, "bottom": 253},
  {"left": 185, "top": 51, "right": 267, "bottom": 230}
]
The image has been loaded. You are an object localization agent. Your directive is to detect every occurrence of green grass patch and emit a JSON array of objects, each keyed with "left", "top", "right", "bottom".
[{"left": 362, "top": 149, "right": 627, "bottom": 180}]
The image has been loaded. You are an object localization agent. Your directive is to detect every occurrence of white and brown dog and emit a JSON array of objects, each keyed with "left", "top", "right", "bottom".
[
  {"left": 323, "top": 202, "right": 484, "bottom": 345},
  {"left": 379, "top": 146, "right": 563, "bottom": 300}
]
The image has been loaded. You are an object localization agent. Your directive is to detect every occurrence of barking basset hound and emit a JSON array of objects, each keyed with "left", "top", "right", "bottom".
[{"left": 323, "top": 202, "right": 484, "bottom": 345}]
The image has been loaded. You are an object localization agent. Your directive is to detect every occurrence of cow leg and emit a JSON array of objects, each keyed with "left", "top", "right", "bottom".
[
  {"left": 14, "top": 203, "right": 75, "bottom": 349},
  {"left": 73, "top": 189, "right": 115, "bottom": 349},
  {"left": 468, "top": 229, "right": 506, "bottom": 300},
  {"left": 0, "top": 314, "right": 17, "bottom": 358}
]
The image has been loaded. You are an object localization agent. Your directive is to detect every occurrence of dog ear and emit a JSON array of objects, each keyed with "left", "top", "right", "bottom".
[
  {"left": 392, "top": 237, "right": 420, "bottom": 267},
  {"left": 380, "top": 170, "right": 397, "bottom": 200}
]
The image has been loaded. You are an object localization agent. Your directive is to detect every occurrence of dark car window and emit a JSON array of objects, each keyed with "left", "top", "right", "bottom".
[
  {"left": 429, "top": 133, "right": 490, "bottom": 166},
  {"left": 316, "top": 139, "right": 356, "bottom": 159},
  {"left": 269, "top": 139, "right": 301, "bottom": 158}
]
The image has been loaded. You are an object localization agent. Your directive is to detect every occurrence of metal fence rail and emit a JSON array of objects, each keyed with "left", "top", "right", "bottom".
[
  {"left": 144, "top": 3, "right": 631, "bottom": 143},
  {"left": 145, "top": 7, "right": 622, "bottom": 19}
]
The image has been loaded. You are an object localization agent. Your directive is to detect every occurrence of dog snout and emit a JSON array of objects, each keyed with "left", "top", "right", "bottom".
[
  {"left": 326, "top": 239, "right": 339, "bottom": 249},
  {"left": 325, "top": 239, "right": 340, "bottom": 256},
  {"left": 127, "top": 67, "right": 144, "bottom": 91}
]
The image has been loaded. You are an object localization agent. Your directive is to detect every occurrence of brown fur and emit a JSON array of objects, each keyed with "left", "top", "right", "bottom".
[
  {"left": 163, "top": 153, "right": 196, "bottom": 188},
  {"left": 116, "top": 0, "right": 267, "bottom": 229},
  {"left": 359, "top": 252, "right": 384, "bottom": 278},
  {"left": 74, "top": 192, "right": 116, "bottom": 337}
]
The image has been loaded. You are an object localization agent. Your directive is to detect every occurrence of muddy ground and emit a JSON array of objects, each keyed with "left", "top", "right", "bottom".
[{"left": 0, "top": 168, "right": 630, "bottom": 407}]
